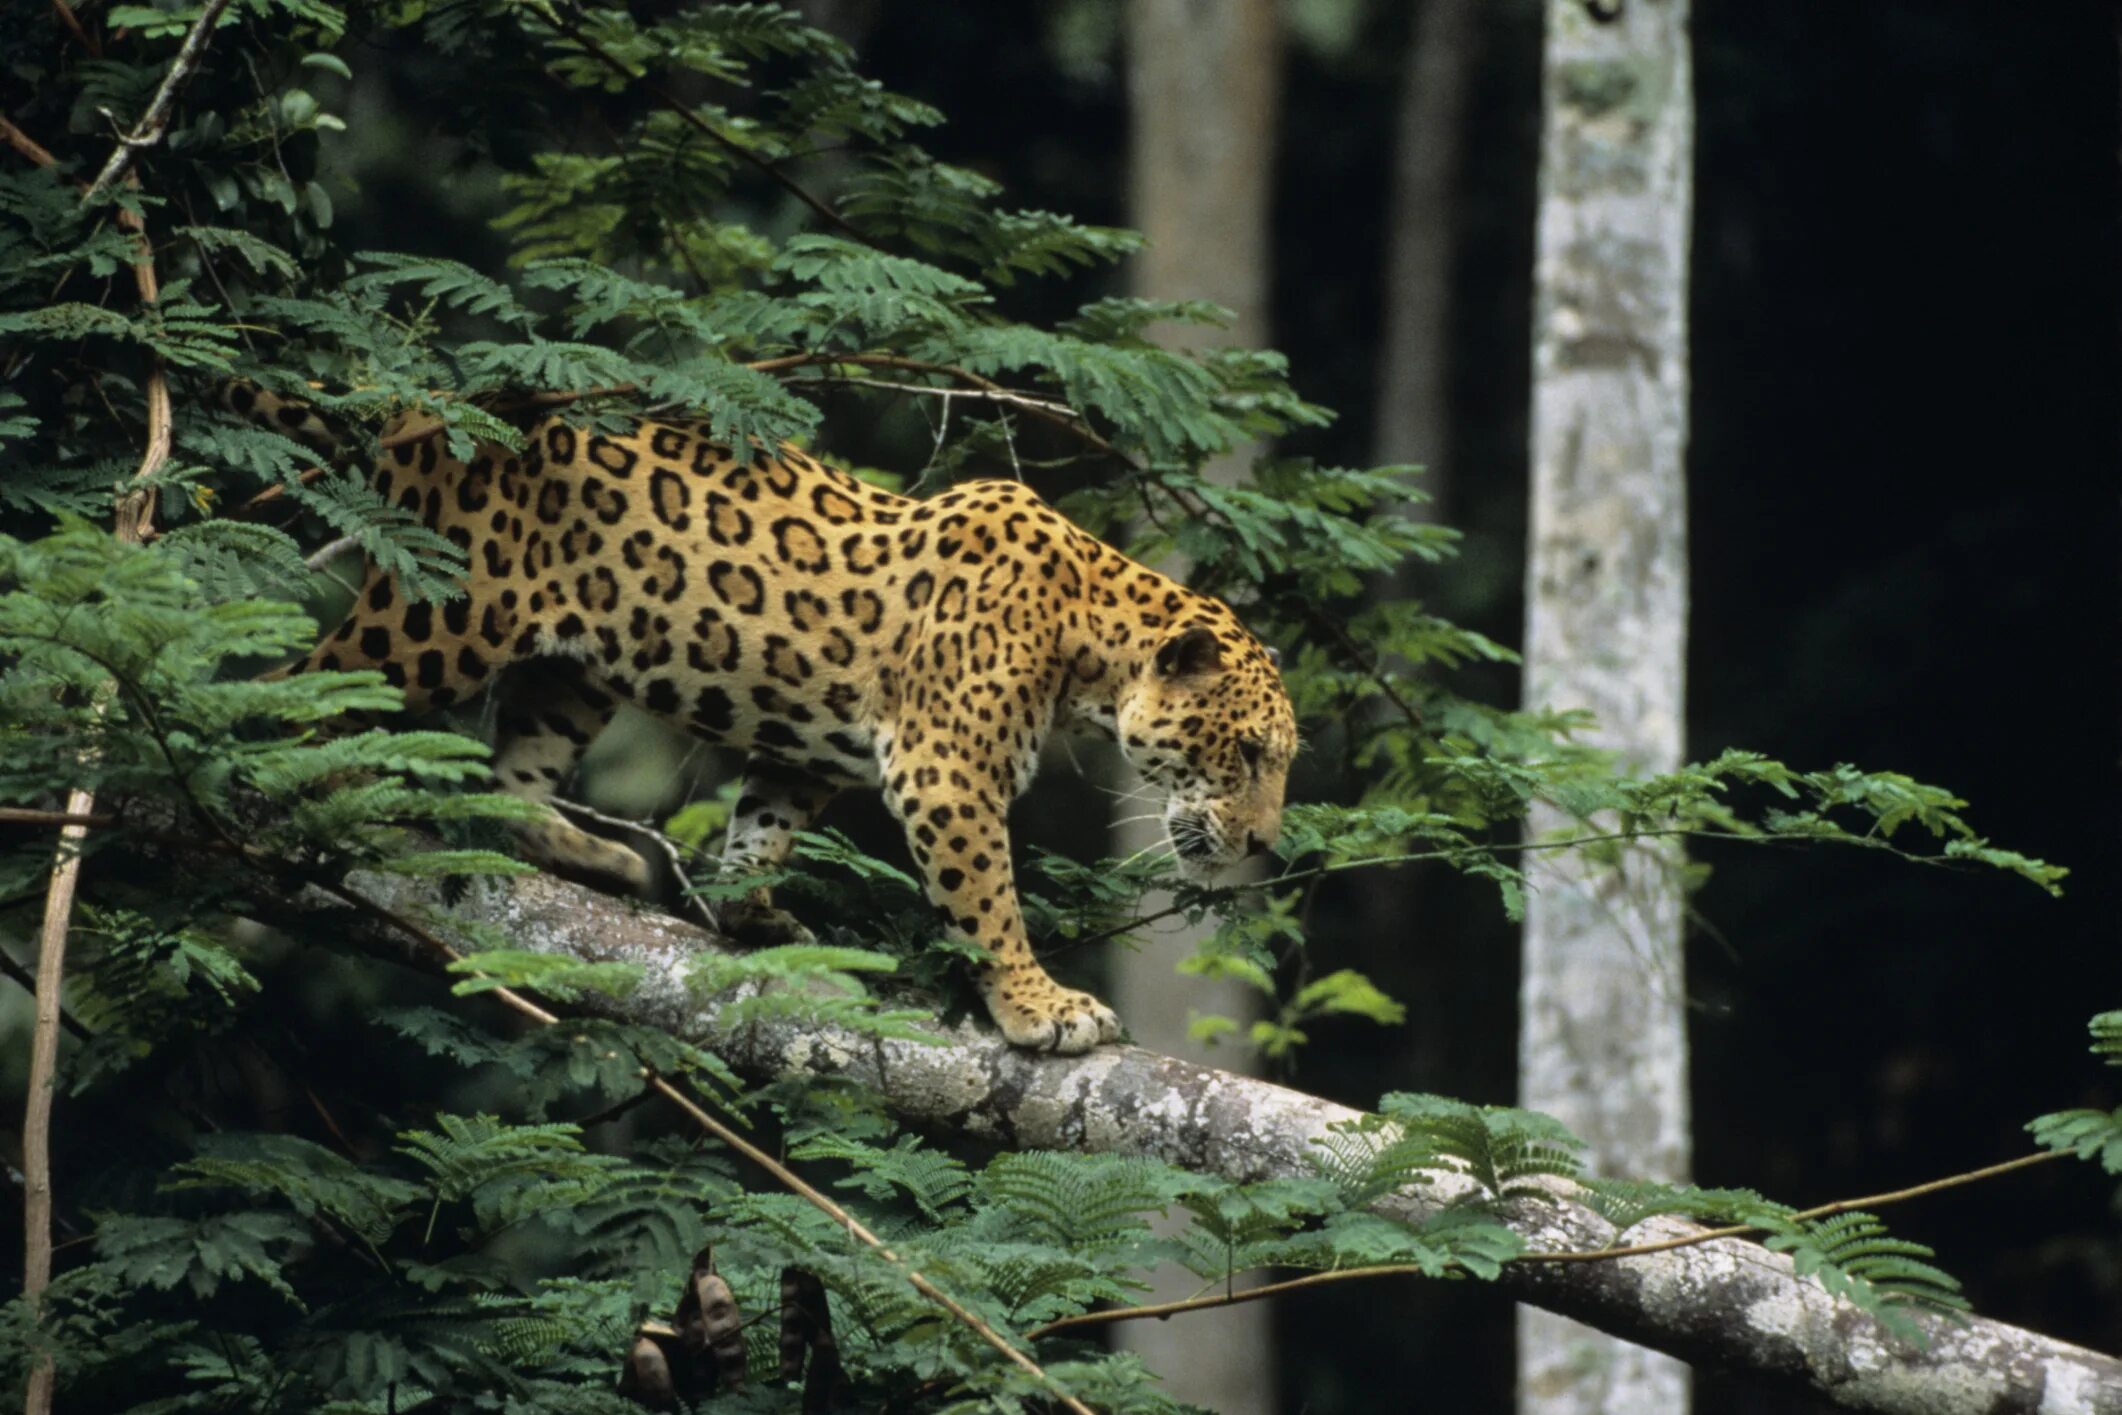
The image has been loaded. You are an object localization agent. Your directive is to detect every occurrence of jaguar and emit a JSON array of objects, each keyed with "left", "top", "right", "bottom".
[{"left": 253, "top": 387, "right": 1298, "bottom": 1053}]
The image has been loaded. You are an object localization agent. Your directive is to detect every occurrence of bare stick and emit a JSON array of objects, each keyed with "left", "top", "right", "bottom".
[
  {"left": 21, "top": 793, "right": 92, "bottom": 1415},
  {"left": 795, "top": 372, "right": 1082, "bottom": 422},
  {"left": 303, "top": 535, "right": 360, "bottom": 571}
]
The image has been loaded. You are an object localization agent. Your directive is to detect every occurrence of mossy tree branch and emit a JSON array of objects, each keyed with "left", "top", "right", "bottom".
[{"left": 240, "top": 860, "right": 2122, "bottom": 1415}]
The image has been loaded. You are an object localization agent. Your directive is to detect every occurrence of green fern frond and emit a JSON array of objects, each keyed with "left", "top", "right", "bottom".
[
  {"left": 446, "top": 949, "right": 643, "bottom": 1004},
  {"left": 169, "top": 1134, "right": 424, "bottom": 1247},
  {"left": 1377, "top": 1094, "right": 1585, "bottom": 1200},
  {"left": 348, "top": 251, "right": 535, "bottom": 330},
  {"left": 93, "top": 1211, "right": 309, "bottom": 1306},
  {"left": 791, "top": 1133, "right": 972, "bottom": 1221},
  {"left": 154, "top": 520, "right": 315, "bottom": 603},
  {"left": 1575, "top": 1178, "right": 1789, "bottom": 1237},
  {"left": 2028, "top": 1107, "right": 2122, "bottom": 1174},
  {"left": 2089, "top": 1010, "right": 2122, "bottom": 1066},
  {"left": 978, "top": 1152, "right": 1202, "bottom": 1254},
  {"left": 396, "top": 1114, "right": 626, "bottom": 1234},
  {"left": 1763, "top": 1211, "right": 1969, "bottom": 1334},
  {"left": 1311, "top": 1117, "right": 1448, "bottom": 1207},
  {"left": 281, "top": 472, "right": 469, "bottom": 602}
]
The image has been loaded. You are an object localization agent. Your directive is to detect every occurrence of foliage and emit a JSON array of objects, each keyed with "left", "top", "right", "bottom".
[
  {"left": 2028, "top": 1012, "right": 2122, "bottom": 1175},
  {"left": 0, "top": 0, "right": 2082, "bottom": 1408}
]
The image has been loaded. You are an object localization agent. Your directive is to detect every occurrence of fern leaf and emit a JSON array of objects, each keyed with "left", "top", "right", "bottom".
[
  {"left": 94, "top": 1211, "right": 309, "bottom": 1305},
  {"left": 349, "top": 251, "right": 534, "bottom": 329},
  {"left": 170, "top": 1134, "right": 423, "bottom": 1246},
  {"left": 790, "top": 1133, "right": 972, "bottom": 1221}
]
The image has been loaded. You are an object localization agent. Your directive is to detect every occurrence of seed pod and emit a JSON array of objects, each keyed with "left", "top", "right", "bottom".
[
  {"left": 675, "top": 1248, "right": 747, "bottom": 1390},
  {"left": 617, "top": 1324, "right": 678, "bottom": 1409},
  {"left": 779, "top": 1267, "right": 849, "bottom": 1412}
]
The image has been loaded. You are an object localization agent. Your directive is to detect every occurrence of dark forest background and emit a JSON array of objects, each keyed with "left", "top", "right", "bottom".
[{"left": 11, "top": 1, "right": 2117, "bottom": 1409}]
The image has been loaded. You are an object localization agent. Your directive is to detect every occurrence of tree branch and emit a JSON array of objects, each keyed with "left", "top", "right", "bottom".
[{"left": 273, "top": 863, "right": 2122, "bottom": 1415}]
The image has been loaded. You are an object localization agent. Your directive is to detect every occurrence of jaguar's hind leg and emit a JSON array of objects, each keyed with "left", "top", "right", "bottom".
[
  {"left": 707, "top": 758, "right": 840, "bottom": 945},
  {"left": 492, "top": 660, "right": 652, "bottom": 893}
]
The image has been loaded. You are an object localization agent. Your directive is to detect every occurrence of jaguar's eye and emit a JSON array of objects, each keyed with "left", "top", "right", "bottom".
[{"left": 1238, "top": 738, "right": 1264, "bottom": 772}]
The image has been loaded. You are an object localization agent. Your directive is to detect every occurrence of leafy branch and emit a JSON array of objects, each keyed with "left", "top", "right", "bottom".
[{"left": 333, "top": 881, "right": 1098, "bottom": 1415}]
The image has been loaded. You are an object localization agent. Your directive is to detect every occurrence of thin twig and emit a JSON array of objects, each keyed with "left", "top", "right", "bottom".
[
  {"left": 0, "top": 808, "right": 119, "bottom": 829},
  {"left": 1029, "top": 1150, "right": 2073, "bottom": 1339},
  {"left": 50, "top": 0, "right": 100, "bottom": 56},
  {"left": 304, "top": 535, "right": 360, "bottom": 572},
  {"left": 765, "top": 352, "right": 1125, "bottom": 459},
  {"left": 1027, "top": 1264, "right": 1420, "bottom": 1339},
  {"left": 1293, "top": 599, "right": 1427, "bottom": 732},
  {"left": 545, "top": 797, "right": 716, "bottom": 931},
  {"left": 1515, "top": 1149, "right": 2072, "bottom": 1265},
  {"left": 80, "top": 0, "right": 236, "bottom": 205},
  {"left": 571, "top": 1084, "right": 660, "bottom": 1131},
  {"left": 0, "top": 112, "right": 61, "bottom": 167},
  {"left": 793, "top": 372, "right": 1081, "bottom": 422},
  {"left": 0, "top": 945, "right": 90, "bottom": 1041},
  {"left": 215, "top": 465, "right": 332, "bottom": 520}
]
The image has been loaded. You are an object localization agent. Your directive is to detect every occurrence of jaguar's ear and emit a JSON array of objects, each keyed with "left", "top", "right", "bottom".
[
  {"left": 1264, "top": 645, "right": 1281, "bottom": 669},
  {"left": 1154, "top": 626, "right": 1224, "bottom": 678}
]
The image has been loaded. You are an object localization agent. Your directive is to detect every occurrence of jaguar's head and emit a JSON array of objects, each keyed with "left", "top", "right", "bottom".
[{"left": 1117, "top": 623, "right": 1297, "bottom": 883}]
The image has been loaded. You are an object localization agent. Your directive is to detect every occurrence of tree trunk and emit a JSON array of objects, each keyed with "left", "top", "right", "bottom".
[
  {"left": 1520, "top": 2, "right": 1695, "bottom": 1413},
  {"left": 1367, "top": 0, "right": 1484, "bottom": 1130},
  {"left": 1374, "top": 0, "right": 1480, "bottom": 502},
  {"left": 1114, "top": 3, "right": 1282, "bottom": 1409}
]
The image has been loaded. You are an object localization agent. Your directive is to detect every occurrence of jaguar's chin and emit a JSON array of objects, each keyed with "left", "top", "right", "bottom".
[
  {"left": 1174, "top": 854, "right": 1228, "bottom": 886},
  {"left": 1165, "top": 810, "right": 1238, "bottom": 883}
]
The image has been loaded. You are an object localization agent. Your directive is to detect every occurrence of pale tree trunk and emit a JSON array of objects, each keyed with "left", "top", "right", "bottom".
[
  {"left": 1369, "top": 0, "right": 1482, "bottom": 1095},
  {"left": 1520, "top": 2, "right": 1695, "bottom": 1413},
  {"left": 1375, "top": 0, "right": 1480, "bottom": 499},
  {"left": 1116, "top": 2, "right": 1280, "bottom": 1410}
]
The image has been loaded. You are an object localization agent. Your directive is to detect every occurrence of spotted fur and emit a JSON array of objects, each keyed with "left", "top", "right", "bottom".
[{"left": 273, "top": 400, "right": 1297, "bottom": 1052}]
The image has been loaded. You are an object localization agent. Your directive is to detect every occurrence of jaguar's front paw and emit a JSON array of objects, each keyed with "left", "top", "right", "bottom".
[{"left": 986, "top": 978, "right": 1122, "bottom": 1055}]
